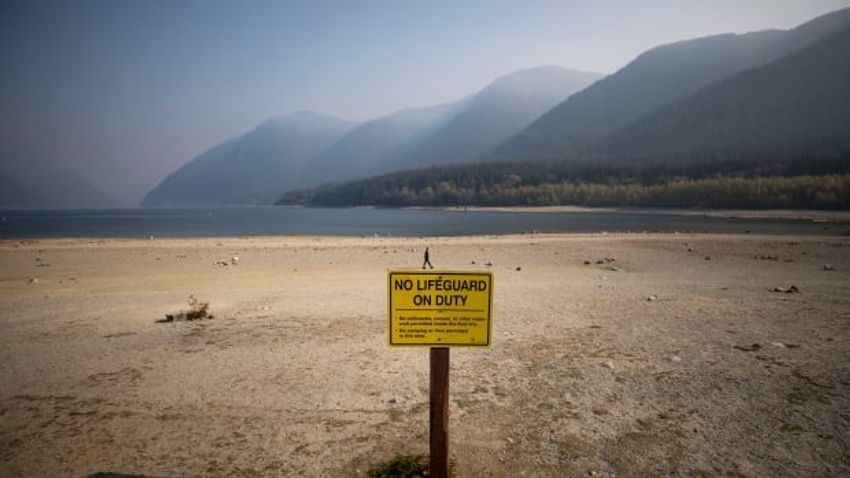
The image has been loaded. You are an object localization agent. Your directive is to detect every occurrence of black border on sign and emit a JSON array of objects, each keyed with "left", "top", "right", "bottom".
[{"left": 387, "top": 270, "right": 494, "bottom": 347}]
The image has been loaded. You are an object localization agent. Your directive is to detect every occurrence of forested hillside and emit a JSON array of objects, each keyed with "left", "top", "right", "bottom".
[{"left": 278, "top": 153, "right": 850, "bottom": 209}]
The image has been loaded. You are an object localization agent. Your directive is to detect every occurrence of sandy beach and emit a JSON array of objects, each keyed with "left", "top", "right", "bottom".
[{"left": 1, "top": 233, "right": 848, "bottom": 477}]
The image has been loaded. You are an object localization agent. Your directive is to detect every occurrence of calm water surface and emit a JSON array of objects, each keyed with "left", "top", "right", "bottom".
[{"left": 0, "top": 207, "right": 847, "bottom": 238}]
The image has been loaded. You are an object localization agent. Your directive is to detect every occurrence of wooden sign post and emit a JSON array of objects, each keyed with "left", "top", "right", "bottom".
[
  {"left": 430, "top": 347, "right": 450, "bottom": 478},
  {"left": 387, "top": 270, "right": 494, "bottom": 477}
]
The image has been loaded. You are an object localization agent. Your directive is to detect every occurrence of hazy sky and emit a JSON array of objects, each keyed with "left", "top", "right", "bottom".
[{"left": 2, "top": 0, "right": 849, "bottom": 204}]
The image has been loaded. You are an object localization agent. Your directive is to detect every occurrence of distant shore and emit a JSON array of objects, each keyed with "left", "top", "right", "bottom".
[{"left": 439, "top": 205, "right": 850, "bottom": 222}]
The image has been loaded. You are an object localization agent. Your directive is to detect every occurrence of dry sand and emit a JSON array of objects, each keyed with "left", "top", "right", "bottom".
[{"left": 0, "top": 233, "right": 848, "bottom": 477}]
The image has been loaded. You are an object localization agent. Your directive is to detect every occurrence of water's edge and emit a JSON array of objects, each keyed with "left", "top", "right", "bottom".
[{"left": 1, "top": 207, "right": 847, "bottom": 238}]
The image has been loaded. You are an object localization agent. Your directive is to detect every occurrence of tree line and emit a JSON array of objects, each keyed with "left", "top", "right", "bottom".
[{"left": 277, "top": 152, "right": 850, "bottom": 209}]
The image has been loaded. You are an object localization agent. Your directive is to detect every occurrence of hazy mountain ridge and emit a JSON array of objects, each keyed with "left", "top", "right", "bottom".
[
  {"left": 305, "top": 65, "right": 600, "bottom": 187},
  {"left": 490, "top": 7, "right": 850, "bottom": 161},
  {"left": 142, "top": 66, "right": 601, "bottom": 206},
  {"left": 591, "top": 25, "right": 850, "bottom": 157},
  {"left": 277, "top": 8, "right": 850, "bottom": 211},
  {"left": 301, "top": 100, "right": 465, "bottom": 186},
  {"left": 395, "top": 66, "right": 602, "bottom": 168},
  {"left": 0, "top": 167, "right": 118, "bottom": 209},
  {"left": 0, "top": 172, "right": 37, "bottom": 208},
  {"left": 143, "top": 8, "right": 850, "bottom": 208},
  {"left": 142, "top": 112, "right": 357, "bottom": 207}
]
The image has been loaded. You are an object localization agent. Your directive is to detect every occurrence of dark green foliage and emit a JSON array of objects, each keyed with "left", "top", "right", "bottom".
[
  {"left": 277, "top": 154, "right": 850, "bottom": 209},
  {"left": 366, "top": 454, "right": 429, "bottom": 478}
]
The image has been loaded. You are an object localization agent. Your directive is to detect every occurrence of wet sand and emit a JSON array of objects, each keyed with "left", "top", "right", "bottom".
[{"left": 0, "top": 234, "right": 848, "bottom": 477}]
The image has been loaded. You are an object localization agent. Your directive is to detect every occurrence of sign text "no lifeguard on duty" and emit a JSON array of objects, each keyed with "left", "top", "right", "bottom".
[{"left": 387, "top": 271, "right": 493, "bottom": 347}]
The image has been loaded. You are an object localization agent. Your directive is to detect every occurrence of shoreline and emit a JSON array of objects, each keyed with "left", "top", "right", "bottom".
[
  {"left": 4, "top": 204, "right": 849, "bottom": 222},
  {"left": 437, "top": 205, "right": 850, "bottom": 221},
  {"left": 1, "top": 228, "right": 847, "bottom": 245},
  {"left": 3, "top": 206, "right": 849, "bottom": 240}
]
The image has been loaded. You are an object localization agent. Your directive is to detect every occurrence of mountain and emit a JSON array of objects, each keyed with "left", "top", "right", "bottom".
[
  {"left": 0, "top": 172, "right": 36, "bottom": 208},
  {"left": 0, "top": 168, "right": 118, "bottom": 209},
  {"left": 301, "top": 100, "right": 464, "bottom": 185},
  {"left": 302, "top": 65, "right": 601, "bottom": 187},
  {"left": 142, "top": 66, "right": 598, "bottom": 206},
  {"left": 395, "top": 65, "right": 602, "bottom": 168},
  {"left": 591, "top": 26, "right": 850, "bottom": 157},
  {"left": 490, "top": 7, "right": 850, "bottom": 160},
  {"left": 142, "top": 112, "right": 356, "bottom": 207}
]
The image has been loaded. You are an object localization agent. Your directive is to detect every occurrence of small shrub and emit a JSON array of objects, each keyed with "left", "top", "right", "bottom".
[
  {"left": 160, "top": 295, "right": 212, "bottom": 322},
  {"left": 366, "top": 454, "right": 428, "bottom": 478},
  {"left": 186, "top": 295, "right": 210, "bottom": 320}
]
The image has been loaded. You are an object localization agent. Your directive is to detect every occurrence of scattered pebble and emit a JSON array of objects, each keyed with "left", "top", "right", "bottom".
[
  {"left": 515, "top": 266, "right": 522, "bottom": 271},
  {"left": 583, "top": 260, "right": 591, "bottom": 265},
  {"left": 610, "top": 265, "right": 624, "bottom": 272},
  {"left": 823, "top": 264, "right": 835, "bottom": 271},
  {"left": 647, "top": 294, "right": 657, "bottom": 301},
  {"left": 671, "top": 355, "right": 682, "bottom": 362},
  {"left": 704, "top": 256, "right": 712, "bottom": 261},
  {"left": 770, "top": 342, "right": 787, "bottom": 348},
  {"left": 28, "top": 277, "right": 40, "bottom": 284}
]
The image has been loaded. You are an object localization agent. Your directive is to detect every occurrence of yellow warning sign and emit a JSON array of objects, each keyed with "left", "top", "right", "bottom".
[{"left": 388, "top": 271, "right": 493, "bottom": 347}]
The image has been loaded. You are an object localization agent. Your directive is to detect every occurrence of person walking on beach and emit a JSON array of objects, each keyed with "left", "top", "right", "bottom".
[{"left": 422, "top": 247, "right": 434, "bottom": 269}]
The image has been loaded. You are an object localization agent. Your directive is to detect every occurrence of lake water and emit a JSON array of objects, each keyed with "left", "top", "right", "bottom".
[{"left": 0, "top": 207, "right": 847, "bottom": 238}]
